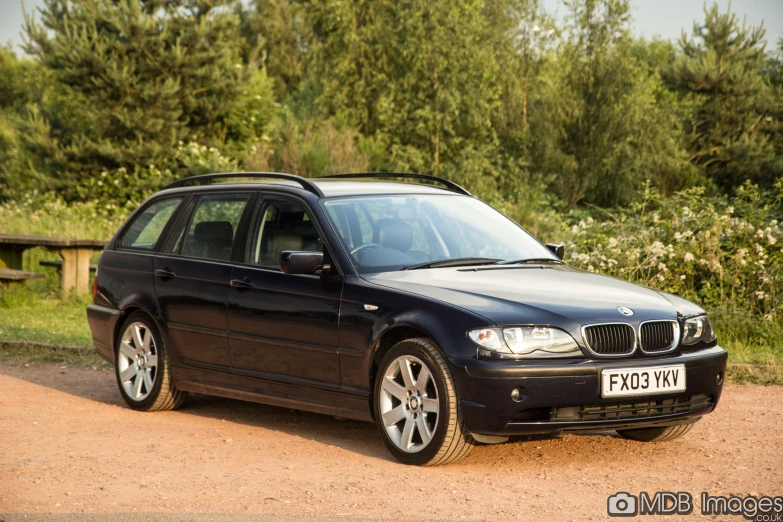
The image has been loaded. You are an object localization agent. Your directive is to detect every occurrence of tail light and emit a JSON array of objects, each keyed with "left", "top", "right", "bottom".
[{"left": 92, "top": 269, "right": 99, "bottom": 298}]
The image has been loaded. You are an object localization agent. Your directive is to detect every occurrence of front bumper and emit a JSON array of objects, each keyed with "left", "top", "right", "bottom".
[{"left": 450, "top": 346, "right": 727, "bottom": 436}]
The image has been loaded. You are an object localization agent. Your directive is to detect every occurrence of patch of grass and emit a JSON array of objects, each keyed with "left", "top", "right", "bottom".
[
  {"left": 712, "top": 307, "right": 783, "bottom": 384},
  {"left": 0, "top": 341, "right": 107, "bottom": 367},
  {"left": 0, "top": 297, "right": 93, "bottom": 346}
]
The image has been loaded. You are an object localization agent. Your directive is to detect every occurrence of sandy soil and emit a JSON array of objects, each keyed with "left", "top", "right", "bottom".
[{"left": 1, "top": 361, "right": 781, "bottom": 520}]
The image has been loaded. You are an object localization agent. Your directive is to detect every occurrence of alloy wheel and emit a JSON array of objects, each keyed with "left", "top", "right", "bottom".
[
  {"left": 117, "top": 322, "right": 158, "bottom": 401},
  {"left": 379, "top": 355, "right": 439, "bottom": 453}
]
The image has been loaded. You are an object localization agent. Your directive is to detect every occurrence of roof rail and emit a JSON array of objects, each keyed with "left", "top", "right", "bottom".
[
  {"left": 317, "top": 172, "right": 472, "bottom": 196},
  {"left": 164, "top": 172, "right": 324, "bottom": 197}
]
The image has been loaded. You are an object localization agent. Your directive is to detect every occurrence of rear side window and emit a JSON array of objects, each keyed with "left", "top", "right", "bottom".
[
  {"left": 118, "top": 197, "right": 183, "bottom": 251},
  {"left": 168, "top": 193, "right": 250, "bottom": 261}
]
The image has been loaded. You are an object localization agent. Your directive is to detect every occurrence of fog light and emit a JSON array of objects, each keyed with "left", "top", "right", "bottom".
[
  {"left": 511, "top": 388, "right": 525, "bottom": 402},
  {"left": 717, "top": 371, "right": 724, "bottom": 386}
]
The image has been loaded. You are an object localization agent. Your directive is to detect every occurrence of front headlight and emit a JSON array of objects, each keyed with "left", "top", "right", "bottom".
[
  {"left": 681, "top": 315, "right": 716, "bottom": 345},
  {"left": 468, "top": 326, "right": 582, "bottom": 358}
]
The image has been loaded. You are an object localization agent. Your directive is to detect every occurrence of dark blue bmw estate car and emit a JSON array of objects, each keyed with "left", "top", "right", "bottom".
[{"left": 87, "top": 172, "right": 727, "bottom": 465}]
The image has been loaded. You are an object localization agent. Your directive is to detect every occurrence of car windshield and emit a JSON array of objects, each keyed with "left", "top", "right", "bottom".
[{"left": 322, "top": 194, "right": 557, "bottom": 274}]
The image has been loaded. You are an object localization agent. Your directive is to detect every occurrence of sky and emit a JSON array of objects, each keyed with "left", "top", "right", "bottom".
[
  {"left": 542, "top": 0, "right": 783, "bottom": 48},
  {"left": 1, "top": 0, "right": 782, "bottom": 55}
]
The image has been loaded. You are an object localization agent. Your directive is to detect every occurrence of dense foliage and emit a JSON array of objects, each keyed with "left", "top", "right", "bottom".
[
  {"left": 7, "top": 0, "right": 275, "bottom": 200},
  {"left": 566, "top": 181, "right": 782, "bottom": 321},
  {"left": 0, "top": 0, "right": 779, "bottom": 210}
]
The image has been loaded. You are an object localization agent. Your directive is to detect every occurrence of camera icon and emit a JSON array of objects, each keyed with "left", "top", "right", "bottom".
[{"left": 608, "top": 492, "right": 638, "bottom": 517}]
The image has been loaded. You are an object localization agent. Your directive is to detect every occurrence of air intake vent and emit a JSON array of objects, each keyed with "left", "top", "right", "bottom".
[
  {"left": 458, "top": 266, "right": 554, "bottom": 272},
  {"left": 509, "top": 395, "right": 714, "bottom": 423},
  {"left": 582, "top": 323, "right": 636, "bottom": 356},
  {"left": 640, "top": 321, "right": 679, "bottom": 353}
]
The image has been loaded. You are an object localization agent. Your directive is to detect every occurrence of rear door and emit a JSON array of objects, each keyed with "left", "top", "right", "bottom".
[
  {"left": 154, "top": 192, "right": 252, "bottom": 369},
  {"left": 227, "top": 194, "right": 343, "bottom": 387}
]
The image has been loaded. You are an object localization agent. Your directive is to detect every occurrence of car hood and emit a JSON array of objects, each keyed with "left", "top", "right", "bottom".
[{"left": 363, "top": 264, "right": 696, "bottom": 328}]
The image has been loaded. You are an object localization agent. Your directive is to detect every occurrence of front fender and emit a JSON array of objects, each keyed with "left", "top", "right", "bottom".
[{"left": 337, "top": 276, "right": 491, "bottom": 392}]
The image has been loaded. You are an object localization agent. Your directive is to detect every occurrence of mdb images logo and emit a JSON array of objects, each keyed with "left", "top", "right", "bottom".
[
  {"left": 607, "top": 491, "right": 783, "bottom": 519},
  {"left": 607, "top": 492, "right": 638, "bottom": 517}
]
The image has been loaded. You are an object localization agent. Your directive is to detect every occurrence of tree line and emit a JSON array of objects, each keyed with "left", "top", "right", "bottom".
[{"left": 0, "top": 0, "right": 781, "bottom": 214}]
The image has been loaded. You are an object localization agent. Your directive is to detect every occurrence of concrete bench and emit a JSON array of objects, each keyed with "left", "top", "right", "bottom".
[
  {"left": 40, "top": 260, "right": 98, "bottom": 272},
  {"left": 0, "top": 268, "right": 46, "bottom": 284}
]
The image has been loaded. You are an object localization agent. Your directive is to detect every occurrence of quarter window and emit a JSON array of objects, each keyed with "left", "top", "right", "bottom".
[{"left": 118, "top": 197, "right": 183, "bottom": 251}]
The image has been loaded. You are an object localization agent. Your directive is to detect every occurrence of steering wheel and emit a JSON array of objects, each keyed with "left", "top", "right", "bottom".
[{"left": 351, "top": 243, "right": 382, "bottom": 256}]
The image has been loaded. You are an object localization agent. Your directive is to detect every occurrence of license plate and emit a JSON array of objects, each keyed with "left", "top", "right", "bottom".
[{"left": 601, "top": 364, "right": 686, "bottom": 398}]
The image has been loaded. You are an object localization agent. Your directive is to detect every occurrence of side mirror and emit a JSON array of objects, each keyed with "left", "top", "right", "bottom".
[
  {"left": 280, "top": 251, "right": 325, "bottom": 275},
  {"left": 545, "top": 242, "right": 565, "bottom": 260}
]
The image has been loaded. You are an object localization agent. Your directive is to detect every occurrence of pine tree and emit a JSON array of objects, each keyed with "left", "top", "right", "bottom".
[
  {"left": 529, "top": 0, "right": 691, "bottom": 207},
  {"left": 237, "top": 0, "right": 308, "bottom": 98},
  {"left": 22, "top": 0, "right": 274, "bottom": 199},
  {"left": 671, "top": 3, "right": 780, "bottom": 191},
  {"left": 0, "top": 45, "right": 48, "bottom": 196}
]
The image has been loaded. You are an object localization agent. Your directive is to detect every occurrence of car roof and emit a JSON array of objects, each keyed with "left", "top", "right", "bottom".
[{"left": 158, "top": 180, "right": 460, "bottom": 198}]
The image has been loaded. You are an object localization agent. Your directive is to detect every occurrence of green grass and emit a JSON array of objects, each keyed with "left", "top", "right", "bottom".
[
  {"left": 0, "top": 341, "right": 107, "bottom": 367},
  {"left": 0, "top": 296, "right": 93, "bottom": 346}
]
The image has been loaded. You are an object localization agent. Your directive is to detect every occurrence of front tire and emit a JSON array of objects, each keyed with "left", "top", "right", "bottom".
[
  {"left": 616, "top": 422, "right": 696, "bottom": 442},
  {"left": 374, "top": 338, "right": 473, "bottom": 465},
  {"left": 115, "top": 312, "right": 187, "bottom": 412}
]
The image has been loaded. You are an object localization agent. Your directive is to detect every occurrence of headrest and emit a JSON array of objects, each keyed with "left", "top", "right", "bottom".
[
  {"left": 270, "top": 232, "right": 303, "bottom": 253},
  {"left": 279, "top": 211, "right": 306, "bottom": 224},
  {"left": 373, "top": 219, "right": 413, "bottom": 253},
  {"left": 194, "top": 221, "right": 234, "bottom": 243}
]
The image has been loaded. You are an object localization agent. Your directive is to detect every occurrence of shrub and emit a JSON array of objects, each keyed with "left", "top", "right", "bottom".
[
  {"left": 563, "top": 180, "right": 783, "bottom": 370},
  {"left": 245, "top": 109, "right": 380, "bottom": 177},
  {"left": 0, "top": 191, "right": 129, "bottom": 239},
  {"left": 564, "top": 181, "right": 782, "bottom": 318}
]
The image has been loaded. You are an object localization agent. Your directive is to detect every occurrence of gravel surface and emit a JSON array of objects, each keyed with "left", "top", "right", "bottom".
[{"left": 1, "top": 361, "right": 781, "bottom": 521}]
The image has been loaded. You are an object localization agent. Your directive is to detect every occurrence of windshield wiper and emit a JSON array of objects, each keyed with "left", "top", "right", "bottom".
[
  {"left": 495, "top": 257, "right": 564, "bottom": 265},
  {"left": 402, "top": 257, "right": 502, "bottom": 271}
]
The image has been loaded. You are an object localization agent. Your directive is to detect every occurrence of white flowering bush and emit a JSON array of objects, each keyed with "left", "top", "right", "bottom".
[
  {"left": 173, "top": 142, "right": 239, "bottom": 176},
  {"left": 76, "top": 142, "right": 239, "bottom": 203},
  {"left": 0, "top": 190, "right": 129, "bottom": 239},
  {"left": 566, "top": 182, "right": 782, "bottom": 317},
  {"left": 563, "top": 181, "right": 783, "bottom": 374}
]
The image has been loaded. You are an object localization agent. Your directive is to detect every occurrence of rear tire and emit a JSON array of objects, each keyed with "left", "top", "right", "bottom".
[
  {"left": 373, "top": 338, "right": 474, "bottom": 465},
  {"left": 115, "top": 312, "right": 187, "bottom": 412},
  {"left": 616, "top": 422, "right": 695, "bottom": 442}
]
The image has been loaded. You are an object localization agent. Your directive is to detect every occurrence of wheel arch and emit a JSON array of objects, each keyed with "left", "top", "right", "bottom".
[
  {"left": 113, "top": 297, "right": 165, "bottom": 355},
  {"left": 367, "top": 323, "right": 444, "bottom": 420}
]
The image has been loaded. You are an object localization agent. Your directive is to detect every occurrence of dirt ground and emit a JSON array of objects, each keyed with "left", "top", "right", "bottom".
[{"left": 1, "top": 361, "right": 781, "bottom": 521}]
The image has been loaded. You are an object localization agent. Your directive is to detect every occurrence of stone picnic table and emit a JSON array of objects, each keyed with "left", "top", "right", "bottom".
[{"left": 0, "top": 234, "right": 107, "bottom": 295}]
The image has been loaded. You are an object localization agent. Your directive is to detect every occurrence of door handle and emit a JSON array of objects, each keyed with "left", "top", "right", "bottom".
[
  {"left": 154, "top": 268, "right": 176, "bottom": 278},
  {"left": 230, "top": 278, "right": 255, "bottom": 289}
]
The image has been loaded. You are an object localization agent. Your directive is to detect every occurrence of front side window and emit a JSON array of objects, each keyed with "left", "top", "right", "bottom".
[
  {"left": 323, "top": 195, "right": 556, "bottom": 273},
  {"left": 168, "top": 193, "right": 249, "bottom": 261},
  {"left": 119, "top": 197, "right": 183, "bottom": 250},
  {"left": 246, "top": 197, "right": 324, "bottom": 269}
]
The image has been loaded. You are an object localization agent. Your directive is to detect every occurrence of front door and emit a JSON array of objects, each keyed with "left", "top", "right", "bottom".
[
  {"left": 228, "top": 195, "right": 343, "bottom": 387},
  {"left": 154, "top": 192, "right": 251, "bottom": 369}
]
